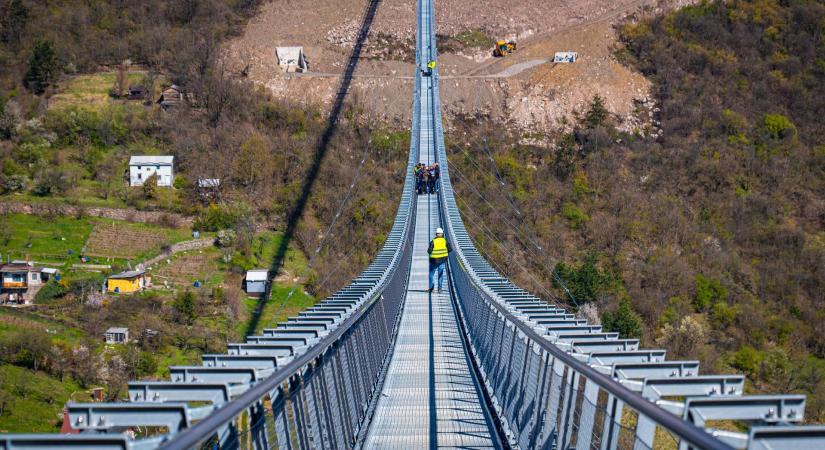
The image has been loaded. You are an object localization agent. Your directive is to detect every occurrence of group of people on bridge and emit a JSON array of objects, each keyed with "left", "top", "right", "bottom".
[{"left": 415, "top": 162, "right": 440, "bottom": 195}]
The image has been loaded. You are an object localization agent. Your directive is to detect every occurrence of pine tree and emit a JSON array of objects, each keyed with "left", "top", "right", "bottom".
[{"left": 24, "top": 40, "right": 58, "bottom": 94}]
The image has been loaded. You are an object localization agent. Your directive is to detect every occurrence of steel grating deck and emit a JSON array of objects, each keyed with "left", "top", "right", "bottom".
[{"left": 363, "top": 75, "right": 499, "bottom": 447}]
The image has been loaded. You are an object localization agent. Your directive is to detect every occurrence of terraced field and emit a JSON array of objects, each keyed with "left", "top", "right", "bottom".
[
  {"left": 148, "top": 248, "right": 224, "bottom": 289},
  {"left": 84, "top": 222, "right": 176, "bottom": 259}
]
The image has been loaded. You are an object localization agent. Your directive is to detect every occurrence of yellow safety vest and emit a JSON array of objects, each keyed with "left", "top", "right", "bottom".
[
  {"left": 430, "top": 237, "right": 448, "bottom": 259},
  {"left": 427, "top": 60, "right": 436, "bottom": 69}
]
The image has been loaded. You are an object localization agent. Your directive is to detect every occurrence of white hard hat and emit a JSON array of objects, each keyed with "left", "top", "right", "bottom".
[{"left": 436, "top": 228, "right": 444, "bottom": 235}]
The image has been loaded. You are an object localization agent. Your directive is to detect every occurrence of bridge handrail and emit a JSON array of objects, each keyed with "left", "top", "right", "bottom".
[
  {"left": 158, "top": 100, "right": 421, "bottom": 450},
  {"left": 425, "top": 15, "right": 733, "bottom": 449}
]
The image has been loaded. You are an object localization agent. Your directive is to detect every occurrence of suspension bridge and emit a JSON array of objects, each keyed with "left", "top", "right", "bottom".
[{"left": 2, "top": 0, "right": 825, "bottom": 449}]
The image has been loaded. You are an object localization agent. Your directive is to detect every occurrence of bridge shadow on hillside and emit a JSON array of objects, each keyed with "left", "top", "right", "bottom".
[{"left": 244, "top": 0, "right": 384, "bottom": 337}]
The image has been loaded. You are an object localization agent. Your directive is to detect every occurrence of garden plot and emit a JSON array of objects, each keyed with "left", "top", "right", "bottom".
[
  {"left": 149, "top": 248, "right": 224, "bottom": 289},
  {"left": 83, "top": 221, "right": 187, "bottom": 260}
]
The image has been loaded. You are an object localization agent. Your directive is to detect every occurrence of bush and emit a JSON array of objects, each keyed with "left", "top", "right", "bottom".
[
  {"left": 34, "top": 280, "right": 68, "bottom": 303},
  {"left": 194, "top": 204, "right": 243, "bottom": 232},
  {"left": 562, "top": 202, "right": 590, "bottom": 229},
  {"left": 731, "top": 345, "right": 764, "bottom": 376},
  {"left": 762, "top": 113, "right": 796, "bottom": 139},
  {"left": 694, "top": 274, "right": 728, "bottom": 312}
]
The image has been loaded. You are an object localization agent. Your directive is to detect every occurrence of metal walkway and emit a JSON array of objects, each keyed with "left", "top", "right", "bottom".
[
  {"left": 363, "top": 167, "right": 499, "bottom": 448},
  {"left": 3, "top": 0, "right": 825, "bottom": 448}
]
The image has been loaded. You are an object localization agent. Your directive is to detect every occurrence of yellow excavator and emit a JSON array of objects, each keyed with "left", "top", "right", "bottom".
[{"left": 493, "top": 40, "right": 517, "bottom": 57}]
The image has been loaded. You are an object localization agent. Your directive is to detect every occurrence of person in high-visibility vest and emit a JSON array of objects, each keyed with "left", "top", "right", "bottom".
[{"left": 428, "top": 227, "right": 452, "bottom": 293}]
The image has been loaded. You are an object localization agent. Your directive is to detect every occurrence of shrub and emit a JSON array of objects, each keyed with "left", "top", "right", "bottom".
[
  {"left": 762, "top": 113, "right": 796, "bottom": 139},
  {"left": 34, "top": 280, "right": 68, "bottom": 303},
  {"left": 562, "top": 202, "right": 590, "bottom": 229},
  {"left": 694, "top": 274, "right": 728, "bottom": 312},
  {"left": 711, "top": 301, "right": 737, "bottom": 328},
  {"left": 194, "top": 203, "right": 243, "bottom": 231},
  {"left": 731, "top": 345, "right": 764, "bottom": 376}
]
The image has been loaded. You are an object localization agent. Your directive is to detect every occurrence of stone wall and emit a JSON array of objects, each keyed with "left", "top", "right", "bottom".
[{"left": 0, "top": 201, "right": 193, "bottom": 228}]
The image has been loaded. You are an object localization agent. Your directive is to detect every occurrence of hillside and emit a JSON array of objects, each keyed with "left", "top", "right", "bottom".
[
  {"left": 449, "top": 0, "right": 825, "bottom": 421},
  {"left": 0, "top": 0, "right": 407, "bottom": 430}
]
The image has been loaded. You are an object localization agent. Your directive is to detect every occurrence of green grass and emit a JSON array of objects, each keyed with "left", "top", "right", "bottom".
[
  {"left": 48, "top": 71, "right": 166, "bottom": 111},
  {"left": 0, "top": 364, "right": 90, "bottom": 433},
  {"left": 0, "top": 213, "right": 194, "bottom": 272},
  {"left": 0, "top": 213, "right": 93, "bottom": 264},
  {"left": 239, "top": 285, "right": 316, "bottom": 336},
  {"left": 154, "top": 347, "right": 200, "bottom": 379},
  {"left": 229, "top": 232, "right": 317, "bottom": 336},
  {"left": 0, "top": 193, "right": 128, "bottom": 209},
  {"left": 228, "top": 232, "right": 310, "bottom": 278},
  {"left": 0, "top": 308, "right": 85, "bottom": 346}
]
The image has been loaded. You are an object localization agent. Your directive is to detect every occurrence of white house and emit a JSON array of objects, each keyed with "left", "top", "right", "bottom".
[
  {"left": 129, "top": 156, "right": 174, "bottom": 187},
  {"left": 275, "top": 47, "right": 309, "bottom": 73}
]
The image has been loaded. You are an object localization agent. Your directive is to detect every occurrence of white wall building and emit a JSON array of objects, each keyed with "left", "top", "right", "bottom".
[{"left": 129, "top": 156, "right": 174, "bottom": 187}]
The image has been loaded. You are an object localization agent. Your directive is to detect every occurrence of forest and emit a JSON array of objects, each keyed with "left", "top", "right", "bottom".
[{"left": 449, "top": 0, "right": 825, "bottom": 421}]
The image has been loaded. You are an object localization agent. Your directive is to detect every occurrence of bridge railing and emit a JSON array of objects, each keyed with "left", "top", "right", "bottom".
[
  {"left": 0, "top": 53, "right": 422, "bottom": 450},
  {"left": 426, "top": 8, "right": 821, "bottom": 447}
]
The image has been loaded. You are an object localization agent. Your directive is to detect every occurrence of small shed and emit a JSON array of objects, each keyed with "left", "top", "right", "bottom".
[
  {"left": 41, "top": 267, "right": 59, "bottom": 281},
  {"left": 104, "top": 327, "right": 130, "bottom": 344},
  {"left": 553, "top": 51, "right": 578, "bottom": 63},
  {"left": 275, "top": 47, "right": 309, "bottom": 73},
  {"left": 245, "top": 269, "right": 268, "bottom": 297},
  {"left": 196, "top": 178, "right": 222, "bottom": 201},
  {"left": 157, "top": 84, "right": 184, "bottom": 109},
  {"left": 129, "top": 155, "right": 174, "bottom": 187},
  {"left": 127, "top": 85, "right": 147, "bottom": 101},
  {"left": 107, "top": 269, "right": 146, "bottom": 294}
]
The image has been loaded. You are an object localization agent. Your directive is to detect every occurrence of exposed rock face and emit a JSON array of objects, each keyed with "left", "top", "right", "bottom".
[{"left": 224, "top": 0, "right": 697, "bottom": 134}]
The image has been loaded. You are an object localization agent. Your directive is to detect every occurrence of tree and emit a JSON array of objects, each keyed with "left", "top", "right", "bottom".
[
  {"left": 602, "top": 298, "right": 643, "bottom": 339},
  {"left": 24, "top": 40, "right": 58, "bottom": 94},
  {"left": 552, "top": 251, "right": 618, "bottom": 305},
  {"left": 172, "top": 290, "right": 197, "bottom": 325},
  {"left": 111, "top": 64, "right": 128, "bottom": 98},
  {"left": 583, "top": 95, "right": 609, "bottom": 129}
]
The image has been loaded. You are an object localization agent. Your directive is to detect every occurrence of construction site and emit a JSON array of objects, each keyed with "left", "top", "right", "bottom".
[{"left": 222, "top": 0, "right": 697, "bottom": 135}]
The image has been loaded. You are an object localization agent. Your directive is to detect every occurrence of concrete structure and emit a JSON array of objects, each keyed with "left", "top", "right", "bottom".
[
  {"left": 275, "top": 47, "right": 308, "bottom": 73},
  {"left": 104, "top": 327, "right": 130, "bottom": 344},
  {"left": 0, "top": 262, "right": 51, "bottom": 305},
  {"left": 553, "top": 51, "right": 578, "bottom": 63},
  {"left": 107, "top": 269, "right": 146, "bottom": 294},
  {"left": 244, "top": 269, "right": 268, "bottom": 297},
  {"left": 129, "top": 156, "right": 174, "bottom": 187}
]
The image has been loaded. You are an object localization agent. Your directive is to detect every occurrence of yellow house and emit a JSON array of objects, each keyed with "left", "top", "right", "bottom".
[{"left": 107, "top": 269, "right": 146, "bottom": 294}]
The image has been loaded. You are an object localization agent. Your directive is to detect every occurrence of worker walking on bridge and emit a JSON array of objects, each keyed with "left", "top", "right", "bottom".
[{"left": 428, "top": 227, "right": 452, "bottom": 294}]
